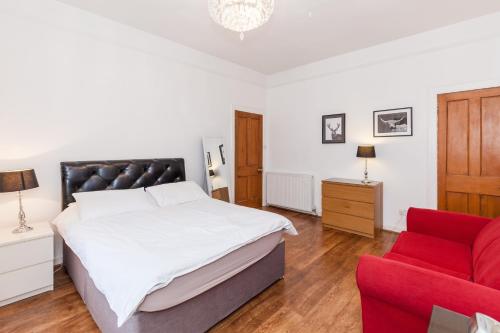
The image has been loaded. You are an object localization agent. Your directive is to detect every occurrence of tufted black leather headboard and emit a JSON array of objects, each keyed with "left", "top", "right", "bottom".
[{"left": 60, "top": 158, "right": 185, "bottom": 210}]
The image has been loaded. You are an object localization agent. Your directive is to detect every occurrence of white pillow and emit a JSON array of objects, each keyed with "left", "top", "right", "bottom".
[
  {"left": 73, "top": 188, "right": 155, "bottom": 221},
  {"left": 146, "top": 181, "right": 208, "bottom": 207},
  {"left": 51, "top": 203, "right": 79, "bottom": 227}
]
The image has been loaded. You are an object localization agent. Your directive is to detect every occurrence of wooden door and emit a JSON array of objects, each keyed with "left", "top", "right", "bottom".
[
  {"left": 235, "top": 111, "right": 263, "bottom": 208},
  {"left": 438, "top": 86, "right": 500, "bottom": 218}
]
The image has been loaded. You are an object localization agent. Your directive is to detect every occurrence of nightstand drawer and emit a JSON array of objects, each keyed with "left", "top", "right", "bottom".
[
  {"left": 322, "top": 211, "right": 374, "bottom": 236},
  {"left": 0, "top": 261, "right": 53, "bottom": 302},
  {"left": 0, "top": 237, "right": 53, "bottom": 274},
  {"left": 322, "top": 183, "right": 374, "bottom": 203},
  {"left": 323, "top": 197, "right": 374, "bottom": 219}
]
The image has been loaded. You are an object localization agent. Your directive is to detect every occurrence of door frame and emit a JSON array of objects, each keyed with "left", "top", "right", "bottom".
[{"left": 234, "top": 110, "right": 264, "bottom": 207}]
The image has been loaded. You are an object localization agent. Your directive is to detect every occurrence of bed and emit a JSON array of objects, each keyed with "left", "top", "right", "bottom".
[{"left": 56, "top": 158, "right": 293, "bottom": 333}]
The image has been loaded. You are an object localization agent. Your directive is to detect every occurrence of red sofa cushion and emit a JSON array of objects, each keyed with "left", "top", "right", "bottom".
[
  {"left": 383, "top": 252, "right": 471, "bottom": 280},
  {"left": 390, "top": 231, "right": 472, "bottom": 278},
  {"left": 473, "top": 218, "right": 500, "bottom": 289}
]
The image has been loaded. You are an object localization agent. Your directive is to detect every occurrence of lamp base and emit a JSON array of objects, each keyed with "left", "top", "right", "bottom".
[
  {"left": 13, "top": 191, "right": 33, "bottom": 234},
  {"left": 12, "top": 224, "right": 33, "bottom": 234},
  {"left": 361, "top": 159, "right": 372, "bottom": 185}
]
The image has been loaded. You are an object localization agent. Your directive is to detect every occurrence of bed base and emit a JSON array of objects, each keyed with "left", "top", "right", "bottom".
[{"left": 63, "top": 241, "right": 285, "bottom": 333}]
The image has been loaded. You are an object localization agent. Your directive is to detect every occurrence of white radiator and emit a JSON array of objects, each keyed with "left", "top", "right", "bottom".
[{"left": 266, "top": 172, "right": 315, "bottom": 214}]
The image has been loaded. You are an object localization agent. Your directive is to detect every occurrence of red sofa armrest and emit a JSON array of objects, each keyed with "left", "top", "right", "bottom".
[
  {"left": 406, "top": 207, "right": 491, "bottom": 245},
  {"left": 357, "top": 255, "right": 500, "bottom": 322}
]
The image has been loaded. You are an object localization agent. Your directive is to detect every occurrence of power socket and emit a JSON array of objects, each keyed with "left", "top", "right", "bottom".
[{"left": 398, "top": 208, "right": 408, "bottom": 227}]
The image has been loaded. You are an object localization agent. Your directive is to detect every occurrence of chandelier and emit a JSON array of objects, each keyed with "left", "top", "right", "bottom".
[{"left": 209, "top": 0, "right": 275, "bottom": 40}]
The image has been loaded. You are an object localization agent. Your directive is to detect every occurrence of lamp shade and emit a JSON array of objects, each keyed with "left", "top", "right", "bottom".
[
  {"left": 356, "top": 145, "right": 376, "bottom": 158},
  {"left": 0, "top": 169, "right": 39, "bottom": 193}
]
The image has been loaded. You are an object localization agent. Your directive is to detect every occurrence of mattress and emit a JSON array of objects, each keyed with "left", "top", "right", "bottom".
[
  {"left": 63, "top": 241, "right": 286, "bottom": 333},
  {"left": 53, "top": 199, "right": 296, "bottom": 324},
  {"left": 65, "top": 231, "right": 283, "bottom": 313},
  {"left": 138, "top": 230, "right": 283, "bottom": 311}
]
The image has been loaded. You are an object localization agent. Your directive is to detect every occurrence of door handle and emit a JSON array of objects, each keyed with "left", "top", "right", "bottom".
[{"left": 257, "top": 168, "right": 263, "bottom": 173}]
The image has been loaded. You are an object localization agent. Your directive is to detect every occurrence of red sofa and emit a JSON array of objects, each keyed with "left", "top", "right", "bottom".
[{"left": 357, "top": 207, "right": 500, "bottom": 333}]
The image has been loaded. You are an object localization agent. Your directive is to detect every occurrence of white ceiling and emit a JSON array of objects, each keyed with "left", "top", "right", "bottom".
[{"left": 56, "top": 0, "right": 500, "bottom": 74}]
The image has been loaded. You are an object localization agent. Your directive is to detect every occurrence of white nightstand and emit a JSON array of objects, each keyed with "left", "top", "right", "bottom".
[{"left": 0, "top": 222, "right": 54, "bottom": 306}]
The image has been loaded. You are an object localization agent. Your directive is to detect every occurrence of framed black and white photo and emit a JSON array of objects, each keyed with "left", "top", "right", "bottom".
[
  {"left": 219, "top": 144, "right": 226, "bottom": 165},
  {"left": 373, "top": 107, "right": 413, "bottom": 137},
  {"left": 322, "top": 113, "right": 346, "bottom": 144}
]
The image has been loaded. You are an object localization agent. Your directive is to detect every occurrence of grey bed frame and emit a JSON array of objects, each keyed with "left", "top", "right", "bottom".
[{"left": 60, "top": 159, "right": 285, "bottom": 333}]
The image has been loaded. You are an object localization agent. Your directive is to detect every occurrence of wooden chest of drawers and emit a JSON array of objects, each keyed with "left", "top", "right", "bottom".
[
  {"left": 322, "top": 178, "right": 383, "bottom": 238},
  {"left": 211, "top": 186, "right": 230, "bottom": 202}
]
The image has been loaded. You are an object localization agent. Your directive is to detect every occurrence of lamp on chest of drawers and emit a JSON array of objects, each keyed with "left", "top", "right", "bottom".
[
  {"left": 0, "top": 169, "right": 39, "bottom": 233},
  {"left": 356, "top": 145, "right": 376, "bottom": 184}
]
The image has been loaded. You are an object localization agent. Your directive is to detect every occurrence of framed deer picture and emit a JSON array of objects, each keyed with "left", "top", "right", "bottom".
[
  {"left": 373, "top": 107, "right": 413, "bottom": 137},
  {"left": 322, "top": 113, "right": 346, "bottom": 144}
]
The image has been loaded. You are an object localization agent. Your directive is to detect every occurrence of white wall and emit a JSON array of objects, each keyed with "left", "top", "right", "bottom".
[
  {"left": 0, "top": 0, "right": 266, "bottom": 262},
  {"left": 266, "top": 12, "right": 500, "bottom": 231},
  {"left": 1, "top": 0, "right": 500, "bottom": 257}
]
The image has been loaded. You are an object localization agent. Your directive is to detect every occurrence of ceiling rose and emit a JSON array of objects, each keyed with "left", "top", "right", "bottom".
[{"left": 209, "top": 0, "right": 275, "bottom": 40}]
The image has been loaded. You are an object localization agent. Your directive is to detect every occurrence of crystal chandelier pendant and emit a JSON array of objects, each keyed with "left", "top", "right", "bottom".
[{"left": 209, "top": 0, "right": 275, "bottom": 40}]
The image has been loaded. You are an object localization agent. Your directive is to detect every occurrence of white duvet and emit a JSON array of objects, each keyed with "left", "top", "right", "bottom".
[{"left": 54, "top": 198, "right": 297, "bottom": 327}]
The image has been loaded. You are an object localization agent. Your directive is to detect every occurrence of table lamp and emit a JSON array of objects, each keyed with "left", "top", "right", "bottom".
[
  {"left": 356, "top": 145, "right": 376, "bottom": 184},
  {"left": 0, "top": 169, "right": 39, "bottom": 233}
]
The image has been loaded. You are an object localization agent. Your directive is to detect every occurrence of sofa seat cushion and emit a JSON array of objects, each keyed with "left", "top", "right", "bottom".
[
  {"left": 390, "top": 231, "right": 472, "bottom": 278},
  {"left": 383, "top": 252, "right": 471, "bottom": 280}
]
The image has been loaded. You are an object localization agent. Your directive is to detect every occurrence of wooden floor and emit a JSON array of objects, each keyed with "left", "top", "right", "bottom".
[{"left": 0, "top": 208, "right": 398, "bottom": 333}]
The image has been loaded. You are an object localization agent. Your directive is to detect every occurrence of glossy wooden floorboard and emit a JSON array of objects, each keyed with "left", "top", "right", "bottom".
[{"left": 0, "top": 208, "right": 397, "bottom": 333}]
